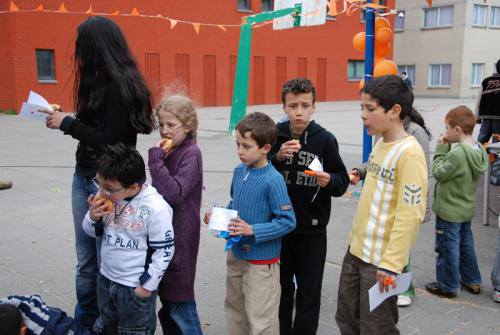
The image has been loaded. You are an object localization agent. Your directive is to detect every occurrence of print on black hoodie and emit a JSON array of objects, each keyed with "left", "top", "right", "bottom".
[{"left": 269, "top": 120, "right": 349, "bottom": 235}]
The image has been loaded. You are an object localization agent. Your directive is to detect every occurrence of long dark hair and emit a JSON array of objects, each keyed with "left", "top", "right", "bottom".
[
  {"left": 361, "top": 75, "right": 431, "bottom": 138},
  {"left": 73, "top": 16, "right": 154, "bottom": 134},
  {"left": 408, "top": 90, "right": 432, "bottom": 138}
]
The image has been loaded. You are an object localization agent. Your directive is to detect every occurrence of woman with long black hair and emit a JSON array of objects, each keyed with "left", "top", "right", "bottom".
[{"left": 43, "top": 16, "right": 154, "bottom": 331}]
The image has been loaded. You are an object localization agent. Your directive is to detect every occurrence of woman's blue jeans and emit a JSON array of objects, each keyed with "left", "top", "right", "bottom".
[
  {"left": 158, "top": 298, "right": 203, "bottom": 335},
  {"left": 72, "top": 174, "right": 100, "bottom": 330},
  {"left": 435, "top": 216, "right": 481, "bottom": 293}
]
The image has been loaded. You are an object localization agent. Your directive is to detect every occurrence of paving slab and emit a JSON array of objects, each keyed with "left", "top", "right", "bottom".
[{"left": 1, "top": 97, "right": 499, "bottom": 334}]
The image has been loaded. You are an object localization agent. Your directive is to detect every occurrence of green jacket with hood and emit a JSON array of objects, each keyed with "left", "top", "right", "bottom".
[{"left": 432, "top": 142, "right": 488, "bottom": 223}]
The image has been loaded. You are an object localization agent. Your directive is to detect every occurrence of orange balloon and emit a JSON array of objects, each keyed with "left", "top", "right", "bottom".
[
  {"left": 353, "top": 32, "right": 366, "bottom": 52},
  {"left": 375, "top": 27, "right": 393, "bottom": 46},
  {"left": 373, "top": 60, "right": 398, "bottom": 77},
  {"left": 375, "top": 17, "right": 390, "bottom": 31},
  {"left": 375, "top": 42, "right": 390, "bottom": 57},
  {"left": 374, "top": 56, "right": 384, "bottom": 66},
  {"left": 359, "top": 79, "right": 365, "bottom": 90}
]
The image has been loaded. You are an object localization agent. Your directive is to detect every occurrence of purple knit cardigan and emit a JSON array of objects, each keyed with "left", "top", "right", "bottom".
[{"left": 148, "top": 138, "right": 203, "bottom": 302}]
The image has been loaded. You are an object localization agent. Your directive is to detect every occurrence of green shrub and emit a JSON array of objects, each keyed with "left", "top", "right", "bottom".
[{"left": 0, "top": 108, "right": 17, "bottom": 115}]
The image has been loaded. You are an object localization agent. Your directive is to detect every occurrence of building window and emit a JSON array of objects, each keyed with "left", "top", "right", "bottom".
[
  {"left": 491, "top": 6, "right": 500, "bottom": 27},
  {"left": 348, "top": 60, "right": 364, "bottom": 80},
  {"left": 429, "top": 64, "right": 451, "bottom": 87},
  {"left": 398, "top": 65, "right": 415, "bottom": 86},
  {"left": 238, "top": 0, "right": 251, "bottom": 11},
  {"left": 423, "top": 5, "right": 454, "bottom": 28},
  {"left": 261, "top": 0, "right": 273, "bottom": 12},
  {"left": 395, "top": 11, "right": 405, "bottom": 31},
  {"left": 361, "top": 0, "right": 386, "bottom": 22},
  {"left": 471, "top": 63, "right": 485, "bottom": 87},
  {"left": 36, "top": 49, "right": 55, "bottom": 81},
  {"left": 472, "top": 4, "right": 487, "bottom": 26}
]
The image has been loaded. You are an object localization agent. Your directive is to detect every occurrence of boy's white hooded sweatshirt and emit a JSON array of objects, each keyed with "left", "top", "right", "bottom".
[{"left": 83, "top": 184, "right": 174, "bottom": 291}]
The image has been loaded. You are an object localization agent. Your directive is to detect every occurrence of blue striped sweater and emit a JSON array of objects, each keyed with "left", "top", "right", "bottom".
[
  {"left": 0, "top": 294, "right": 93, "bottom": 335},
  {"left": 227, "top": 163, "right": 296, "bottom": 260}
]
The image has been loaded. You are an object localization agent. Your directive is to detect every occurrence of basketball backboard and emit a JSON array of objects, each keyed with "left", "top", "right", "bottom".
[{"left": 273, "top": 0, "right": 327, "bottom": 30}]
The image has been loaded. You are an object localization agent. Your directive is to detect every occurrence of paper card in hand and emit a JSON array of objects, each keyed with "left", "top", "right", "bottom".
[{"left": 208, "top": 207, "right": 238, "bottom": 232}]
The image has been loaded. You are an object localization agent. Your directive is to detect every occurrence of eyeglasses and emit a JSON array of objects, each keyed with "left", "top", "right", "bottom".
[
  {"left": 92, "top": 177, "right": 124, "bottom": 197},
  {"left": 159, "top": 123, "right": 183, "bottom": 132}
]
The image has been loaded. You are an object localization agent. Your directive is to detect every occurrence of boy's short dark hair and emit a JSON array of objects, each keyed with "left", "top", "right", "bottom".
[
  {"left": 496, "top": 59, "right": 500, "bottom": 74},
  {"left": 0, "top": 304, "right": 22, "bottom": 335},
  {"left": 236, "top": 112, "right": 277, "bottom": 148},
  {"left": 361, "top": 75, "right": 412, "bottom": 120},
  {"left": 402, "top": 71, "right": 407, "bottom": 76},
  {"left": 281, "top": 78, "right": 316, "bottom": 105},
  {"left": 97, "top": 144, "right": 146, "bottom": 188},
  {"left": 445, "top": 106, "right": 475, "bottom": 135}
]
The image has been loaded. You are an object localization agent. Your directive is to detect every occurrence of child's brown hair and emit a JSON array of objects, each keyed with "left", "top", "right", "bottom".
[
  {"left": 236, "top": 112, "right": 277, "bottom": 148},
  {"left": 281, "top": 78, "right": 316, "bottom": 106},
  {"left": 445, "top": 105, "right": 475, "bottom": 135},
  {"left": 156, "top": 95, "right": 198, "bottom": 140},
  {"left": 0, "top": 304, "right": 22, "bottom": 335}
]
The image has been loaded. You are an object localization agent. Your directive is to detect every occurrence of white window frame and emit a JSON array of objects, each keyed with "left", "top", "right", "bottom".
[
  {"left": 491, "top": 6, "right": 500, "bottom": 27},
  {"left": 472, "top": 4, "right": 487, "bottom": 27},
  {"left": 471, "top": 63, "right": 485, "bottom": 87},
  {"left": 423, "top": 5, "right": 454, "bottom": 29},
  {"left": 394, "top": 11, "right": 405, "bottom": 31},
  {"left": 398, "top": 65, "right": 416, "bottom": 86},
  {"left": 428, "top": 64, "right": 452, "bottom": 88},
  {"left": 348, "top": 60, "right": 365, "bottom": 80}
]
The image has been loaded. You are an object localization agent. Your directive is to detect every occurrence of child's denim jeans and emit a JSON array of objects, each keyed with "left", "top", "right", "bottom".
[
  {"left": 158, "top": 298, "right": 203, "bottom": 335},
  {"left": 94, "top": 275, "right": 157, "bottom": 335},
  {"left": 435, "top": 216, "right": 481, "bottom": 293},
  {"left": 72, "top": 174, "right": 100, "bottom": 330}
]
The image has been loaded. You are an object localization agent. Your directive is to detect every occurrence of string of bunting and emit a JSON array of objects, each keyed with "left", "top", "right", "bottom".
[{"left": 2, "top": 0, "right": 405, "bottom": 34}]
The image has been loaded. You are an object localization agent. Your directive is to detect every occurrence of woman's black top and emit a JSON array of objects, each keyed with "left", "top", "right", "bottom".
[{"left": 59, "top": 82, "right": 137, "bottom": 177}]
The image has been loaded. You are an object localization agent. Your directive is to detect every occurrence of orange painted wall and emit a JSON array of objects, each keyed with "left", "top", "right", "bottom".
[{"left": 0, "top": 0, "right": 394, "bottom": 112}]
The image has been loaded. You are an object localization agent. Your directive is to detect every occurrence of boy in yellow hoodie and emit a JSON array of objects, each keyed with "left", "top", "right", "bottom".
[{"left": 335, "top": 75, "right": 428, "bottom": 335}]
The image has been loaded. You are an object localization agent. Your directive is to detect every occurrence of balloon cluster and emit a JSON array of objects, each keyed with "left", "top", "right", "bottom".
[{"left": 353, "top": 17, "right": 398, "bottom": 89}]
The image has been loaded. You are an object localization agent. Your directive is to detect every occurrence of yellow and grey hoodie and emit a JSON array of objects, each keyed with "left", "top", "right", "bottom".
[{"left": 348, "top": 135, "right": 428, "bottom": 274}]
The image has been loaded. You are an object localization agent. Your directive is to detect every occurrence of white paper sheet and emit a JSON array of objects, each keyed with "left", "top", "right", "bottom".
[
  {"left": 19, "top": 91, "right": 53, "bottom": 122},
  {"left": 19, "top": 102, "right": 49, "bottom": 122},
  {"left": 308, "top": 156, "right": 323, "bottom": 203},
  {"left": 28, "top": 91, "right": 52, "bottom": 109},
  {"left": 368, "top": 272, "right": 412, "bottom": 312},
  {"left": 308, "top": 157, "right": 323, "bottom": 172},
  {"left": 208, "top": 207, "right": 238, "bottom": 232}
]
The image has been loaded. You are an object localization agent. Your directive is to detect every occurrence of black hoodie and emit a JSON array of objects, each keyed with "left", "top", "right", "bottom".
[{"left": 269, "top": 120, "right": 349, "bottom": 235}]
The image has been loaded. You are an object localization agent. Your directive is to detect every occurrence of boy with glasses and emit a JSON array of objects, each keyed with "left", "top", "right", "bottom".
[{"left": 83, "top": 144, "right": 174, "bottom": 334}]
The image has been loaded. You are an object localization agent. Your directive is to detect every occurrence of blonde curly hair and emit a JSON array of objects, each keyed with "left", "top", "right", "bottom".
[{"left": 156, "top": 95, "right": 198, "bottom": 140}]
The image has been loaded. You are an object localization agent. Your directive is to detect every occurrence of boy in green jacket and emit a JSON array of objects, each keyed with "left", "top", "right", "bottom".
[{"left": 426, "top": 106, "right": 488, "bottom": 298}]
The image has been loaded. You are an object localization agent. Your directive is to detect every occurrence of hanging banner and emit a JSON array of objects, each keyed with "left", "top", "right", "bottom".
[{"left": 2, "top": 0, "right": 395, "bottom": 35}]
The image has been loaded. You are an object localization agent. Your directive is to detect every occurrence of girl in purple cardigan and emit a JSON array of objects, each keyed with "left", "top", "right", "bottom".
[{"left": 148, "top": 95, "right": 203, "bottom": 335}]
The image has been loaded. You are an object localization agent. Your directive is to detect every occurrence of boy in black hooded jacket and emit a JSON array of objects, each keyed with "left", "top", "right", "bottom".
[{"left": 269, "top": 78, "right": 349, "bottom": 335}]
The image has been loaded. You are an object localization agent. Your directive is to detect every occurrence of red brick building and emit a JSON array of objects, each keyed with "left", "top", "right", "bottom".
[{"left": 0, "top": 0, "right": 394, "bottom": 112}]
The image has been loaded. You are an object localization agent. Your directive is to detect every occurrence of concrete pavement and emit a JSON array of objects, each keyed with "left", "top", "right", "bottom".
[{"left": 1, "top": 97, "right": 499, "bottom": 334}]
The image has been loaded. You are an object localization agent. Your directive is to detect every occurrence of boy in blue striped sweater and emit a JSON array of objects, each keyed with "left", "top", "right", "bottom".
[
  {"left": 0, "top": 294, "right": 94, "bottom": 335},
  {"left": 205, "top": 112, "right": 296, "bottom": 334}
]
